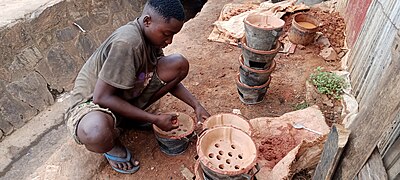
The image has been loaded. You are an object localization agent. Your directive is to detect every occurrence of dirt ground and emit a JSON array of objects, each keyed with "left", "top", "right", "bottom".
[{"left": 95, "top": 1, "right": 345, "bottom": 179}]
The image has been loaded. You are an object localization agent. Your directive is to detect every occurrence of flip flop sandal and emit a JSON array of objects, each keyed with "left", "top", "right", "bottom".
[{"left": 104, "top": 147, "right": 140, "bottom": 174}]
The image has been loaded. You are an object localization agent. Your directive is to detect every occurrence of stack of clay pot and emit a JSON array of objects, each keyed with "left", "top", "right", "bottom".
[
  {"left": 195, "top": 113, "right": 259, "bottom": 180},
  {"left": 236, "top": 13, "right": 285, "bottom": 104}
]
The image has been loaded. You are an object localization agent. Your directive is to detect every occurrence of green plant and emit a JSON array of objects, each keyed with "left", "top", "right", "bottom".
[
  {"left": 310, "top": 67, "right": 347, "bottom": 99},
  {"left": 294, "top": 101, "right": 310, "bottom": 110}
]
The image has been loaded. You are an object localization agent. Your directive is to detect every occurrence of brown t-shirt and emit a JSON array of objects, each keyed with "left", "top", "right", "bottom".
[{"left": 69, "top": 19, "right": 163, "bottom": 108}]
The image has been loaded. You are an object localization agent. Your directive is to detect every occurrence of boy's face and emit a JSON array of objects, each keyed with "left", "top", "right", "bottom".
[{"left": 143, "top": 15, "right": 184, "bottom": 48}]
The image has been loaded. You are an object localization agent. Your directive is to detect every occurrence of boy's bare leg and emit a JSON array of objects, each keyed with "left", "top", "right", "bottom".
[
  {"left": 76, "top": 111, "right": 138, "bottom": 171},
  {"left": 75, "top": 54, "right": 189, "bottom": 171},
  {"left": 144, "top": 54, "right": 189, "bottom": 108},
  {"left": 145, "top": 53, "right": 209, "bottom": 123}
]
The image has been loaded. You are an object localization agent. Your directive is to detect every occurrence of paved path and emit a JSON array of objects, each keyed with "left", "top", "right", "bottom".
[
  {"left": 0, "top": 94, "right": 103, "bottom": 180},
  {"left": 0, "top": 0, "right": 61, "bottom": 28}
]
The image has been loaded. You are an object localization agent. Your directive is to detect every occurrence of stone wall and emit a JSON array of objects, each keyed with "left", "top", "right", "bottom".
[{"left": 0, "top": 0, "right": 147, "bottom": 140}]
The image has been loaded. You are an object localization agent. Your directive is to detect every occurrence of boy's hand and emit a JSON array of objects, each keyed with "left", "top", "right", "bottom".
[
  {"left": 195, "top": 105, "right": 210, "bottom": 125},
  {"left": 154, "top": 113, "right": 180, "bottom": 131},
  {"left": 170, "top": 113, "right": 179, "bottom": 125}
]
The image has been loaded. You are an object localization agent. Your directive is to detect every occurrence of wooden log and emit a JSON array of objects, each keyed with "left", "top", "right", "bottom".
[
  {"left": 355, "top": 148, "right": 388, "bottom": 180},
  {"left": 383, "top": 136, "right": 400, "bottom": 180},
  {"left": 312, "top": 124, "right": 350, "bottom": 180}
]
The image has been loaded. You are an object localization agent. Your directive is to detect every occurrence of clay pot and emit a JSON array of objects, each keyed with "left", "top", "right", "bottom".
[
  {"left": 240, "top": 36, "right": 281, "bottom": 70},
  {"left": 244, "top": 13, "right": 285, "bottom": 51},
  {"left": 236, "top": 73, "right": 271, "bottom": 105},
  {"left": 288, "top": 13, "right": 321, "bottom": 45},
  {"left": 239, "top": 54, "right": 275, "bottom": 87},
  {"left": 202, "top": 113, "right": 252, "bottom": 135},
  {"left": 153, "top": 112, "right": 195, "bottom": 155},
  {"left": 197, "top": 126, "right": 258, "bottom": 180}
]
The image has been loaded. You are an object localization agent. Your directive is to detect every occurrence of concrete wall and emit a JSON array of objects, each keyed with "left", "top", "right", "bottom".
[{"left": 0, "top": 0, "right": 147, "bottom": 140}]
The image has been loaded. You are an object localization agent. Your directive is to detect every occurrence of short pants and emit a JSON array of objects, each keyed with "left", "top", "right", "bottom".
[{"left": 65, "top": 72, "right": 166, "bottom": 144}]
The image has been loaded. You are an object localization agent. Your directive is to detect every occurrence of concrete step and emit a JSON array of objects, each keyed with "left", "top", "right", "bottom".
[{"left": 0, "top": 96, "right": 103, "bottom": 180}]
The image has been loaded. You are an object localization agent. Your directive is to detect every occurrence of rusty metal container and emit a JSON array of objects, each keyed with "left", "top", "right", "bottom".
[
  {"left": 239, "top": 54, "right": 275, "bottom": 87},
  {"left": 288, "top": 13, "right": 321, "bottom": 45},
  {"left": 240, "top": 36, "right": 281, "bottom": 70},
  {"left": 236, "top": 73, "right": 271, "bottom": 105},
  {"left": 194, "top": 160, "right": 259, "bottom": 180}
]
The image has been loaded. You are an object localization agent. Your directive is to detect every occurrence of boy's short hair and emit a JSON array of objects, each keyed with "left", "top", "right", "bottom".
[{"left": 148, "top": 0, "right": 185, "bottom": 22}]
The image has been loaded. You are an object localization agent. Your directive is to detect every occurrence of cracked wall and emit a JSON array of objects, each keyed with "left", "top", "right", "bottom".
[{"left": 0, "top": 0, "right": 147, "bottom": 140}]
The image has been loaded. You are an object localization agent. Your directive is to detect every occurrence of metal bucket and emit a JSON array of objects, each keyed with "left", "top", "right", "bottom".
[
  {"left": 244, "top": 13, "right": 285, "bottom": 51},
  {"left": 236, "top": 73, "right": 271, "bottom": 105},
  {"left": 240, "top": 37, "right": 281, "bottom": 70},
  {"left": 194, "top": 160, "right": 260, "bottom": 180},
  {"left": 197, "top": 126, "right": 258, "bottom": 180},
  {"left": 153, "top": 112, "right": 195, "bottom": 155},
  {"left": 239, "top": 54, "right": 275, "bottom": 87},
  {"left": 202, "top": 113, "right": 252, "bottom": 135},
  {"left": 194, "top": 160, "right": 210, "bottom": 180}
]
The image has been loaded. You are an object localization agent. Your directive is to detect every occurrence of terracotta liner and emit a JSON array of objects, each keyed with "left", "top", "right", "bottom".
[
  {"left": 241, "top": 36, "right": 282, "bottom": 55},
  {"left": 292, "top": 13, "right": 321, "bottom": 32},
  {"left": 202, "top": 113, "right": 252, "bottom": 135},
  {"left": 153, "top": 112, "right": 195, "bottom": 140},
  {"left": 244, "top": 13, "right": 285, "bottom": 30},
  {"left": 196, "top": 126, "right": 257, "bottom": 176},
  {"left": 239, "top": 54, "right": 276, "bottom": 74},
  {"left": 288, "top": 13, "right": 321, "bottom": 45},
  {"left": 236, "top": 73, "right": 271, "bottom": 89}
]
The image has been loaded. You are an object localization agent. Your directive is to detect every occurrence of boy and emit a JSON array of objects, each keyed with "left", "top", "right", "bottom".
[{"left": 65, "top": 0, "right": 210, "bottom": 174}]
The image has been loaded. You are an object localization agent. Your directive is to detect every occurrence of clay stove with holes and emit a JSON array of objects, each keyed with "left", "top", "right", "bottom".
[
  {"left": 202, "top": 113, "right": 252, "bottom": 135},
  {"left": 196, "top": 126, "right": 258, "bottom": 180},
  {"left": 153, "top": 113, "right": 195, "bottom": 156}
]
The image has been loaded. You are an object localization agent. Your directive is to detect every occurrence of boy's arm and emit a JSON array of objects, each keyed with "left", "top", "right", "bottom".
[
  {"left": 169, "top": 83, "right": 210, "bottom": 123},
  {"left": 93, "top": 78, "right": 179, "bottom": 131}
]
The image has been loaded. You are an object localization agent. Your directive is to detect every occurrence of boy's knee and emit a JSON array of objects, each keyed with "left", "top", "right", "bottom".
[
  {"left": 77, "top": 112, "right": 116, "bottom": 151},
  {"left": 170, "top": 54, "right": 189, "bottom": 75},
  {"left": 157, "top": 54, "right": 189, "bottom": 82}
]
